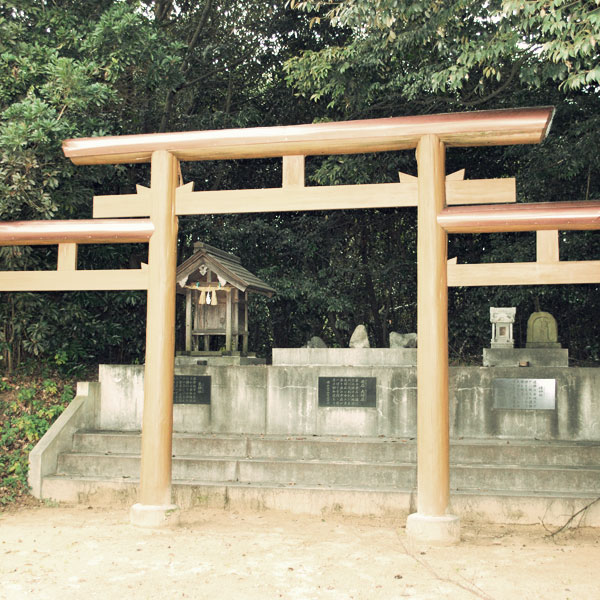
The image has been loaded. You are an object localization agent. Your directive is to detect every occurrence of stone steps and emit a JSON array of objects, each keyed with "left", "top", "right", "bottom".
[
  {"left": 57, "top": 451, "right": 600, "bottom": 494},
  {"left": 56, "top": 431, "right": 600, "bottom": 495},
  {"left": 72, "top": 430, "right": 600, "bottom": 467},
  {"left": 41, "top": 430, "right": 600, "bottom": 525}
]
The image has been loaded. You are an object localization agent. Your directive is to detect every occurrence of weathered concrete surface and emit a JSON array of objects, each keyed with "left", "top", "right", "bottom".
[
  {"left": 265, "top": 366, "right": 318, "bottom": 434},
  {"left": 272, "top": 348, "right": 417, "bottom": 366},
  {"left": 69, "top": 431, "right": 600, "bottom": 467},
  {"left": 202, "top": 366, "right": 268, "bottom": 434},
  {"left": 72, "top": 431, "right": 249, "bottom": 457},
  {"left": 266, "top": 366, "right": 417, "bottom": 436},
  {"left": 450, "top": 367, "right": 600, "bottom": 441},
  {"left": 98, "top": 364, "right": 600, "bottom": 440},
  {"left": 99, "top": 364, "right": 269, "bottom": 434},
  {"left": 40, "top": 476, "right": 600, "bottom": 527},
  {"left": 39, "top": 430, "right": 600, "bottom": 525},
  {"left": 99, "top": 364, "right": 144, "bottom": 430},
  {"left": 483, "top": 348, "right": 568, "bottom": 367},
  {"left": 54, "top": 445, "right": 600, "bottom": 494},
  {"left": 316, "top": 406, "right": 379, "bottom": 436},
  {"left": 28, "top": 382, "right": 100, "bottom": 498},
  {"left": 51, "top": 431, "right": 600, "bottom": 504}
]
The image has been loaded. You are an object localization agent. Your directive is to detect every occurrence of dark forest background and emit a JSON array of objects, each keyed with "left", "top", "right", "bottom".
[{"left": 0, "top": 0, "right": 598, "bottom": 374}]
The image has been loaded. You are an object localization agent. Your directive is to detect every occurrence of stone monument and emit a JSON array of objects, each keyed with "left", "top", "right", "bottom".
[
  {"left": 526, "top": 311, "right": 561, "bottom": 348},
  {"left": 306, "top": 336, "right": 327, "bottom": 349},
  {"left": 349, "top": 325, "right": 370, "bottom": 348},
  {"left": 390, "top": 332, "right": 417, "bottom": 348}
]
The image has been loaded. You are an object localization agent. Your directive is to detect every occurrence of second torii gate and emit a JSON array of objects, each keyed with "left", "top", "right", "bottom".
[{"left": 4, "top": 106, "right": 600, "bottom": 543}]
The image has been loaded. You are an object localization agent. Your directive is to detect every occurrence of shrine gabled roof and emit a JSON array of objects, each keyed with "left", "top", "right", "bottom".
[{"left": 176, "top": 242, "right": 275, "bottom": 297}]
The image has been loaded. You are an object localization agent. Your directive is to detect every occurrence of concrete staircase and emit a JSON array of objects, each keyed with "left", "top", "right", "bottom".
[{"left": 41, "top": 431, "right": 600, "bottom": 526}]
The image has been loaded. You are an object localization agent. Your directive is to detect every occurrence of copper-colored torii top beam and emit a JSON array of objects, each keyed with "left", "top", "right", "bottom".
[
  {"left": 438, "top": 200, "right": 600, "bottom": 233},
  {"left": 63, "top": 107, "right": 554, "bottom": 165},
  {"left": 0, "top": 218, "right": 154, "bottom": 245}
]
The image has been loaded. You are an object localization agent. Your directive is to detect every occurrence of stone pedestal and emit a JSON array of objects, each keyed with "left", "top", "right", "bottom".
[
  {"left": 175, "top": 352, "right": 265, "bottom": 366},
  {"left": 272, "top": 348, "right": 417, "bottom": 366},
  {"left": 406, "top": 513, "right": 460, "bottom": 546},
  {"left": 483, "top": 348, "right": 568, "bottom": 367},
  {"left": 130, "top": 503, "right": 180, "bottom": 528}
]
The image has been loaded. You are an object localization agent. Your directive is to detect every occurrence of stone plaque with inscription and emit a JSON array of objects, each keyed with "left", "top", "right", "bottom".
[
  {"left": 173, "top": 375, "right": 211, "bottom": 405},
  {"left": 493, "top": 378, "right": 556, "bottom": 410},
  {"left": 318, "top": 376, "right": 376, "bottom": 408}
]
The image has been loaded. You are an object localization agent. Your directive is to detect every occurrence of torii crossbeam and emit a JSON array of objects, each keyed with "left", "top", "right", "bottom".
[{"left": 3, "top": 106, "right": 599, "bottom": 542}]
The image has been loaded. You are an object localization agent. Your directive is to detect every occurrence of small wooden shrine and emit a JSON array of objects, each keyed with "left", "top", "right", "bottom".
[{"left": 176, "top": 242, "right": 275, "bottom": 353}]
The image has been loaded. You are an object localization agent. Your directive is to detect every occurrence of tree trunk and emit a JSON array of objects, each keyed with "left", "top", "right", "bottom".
[{"left": 359, "top": 223, "right": 384, "bottom": 347}]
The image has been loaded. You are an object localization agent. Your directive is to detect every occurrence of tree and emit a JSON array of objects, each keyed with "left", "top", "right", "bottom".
[
  {"left": 0, "top": 1, "right": 348, "bottom": 369},
  {"left": 282, "top": 0, "right": 600, "bottom": 361},
  {"left": 0, "top": 2, "right": 200, "bottom": 370},
  {"left": 286, "top": 1, "right": 600, "bottom": 103}
]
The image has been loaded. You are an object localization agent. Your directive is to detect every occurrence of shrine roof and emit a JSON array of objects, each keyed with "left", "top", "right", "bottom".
[{"left": 176, "top": 242, "right": 275, "bottom": 297}]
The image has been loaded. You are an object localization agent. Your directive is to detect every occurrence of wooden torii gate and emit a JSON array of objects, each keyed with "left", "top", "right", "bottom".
[{"left": 3, "top": 106, "right": 600, "bottom": 541}]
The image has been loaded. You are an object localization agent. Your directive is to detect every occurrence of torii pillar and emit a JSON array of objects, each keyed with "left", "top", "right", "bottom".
[
  {"left": 130, "top": 150, "right": 180, "bottom": 527},
  {"left": 406, "top": 135, "right": 460, "bottom": 544}
]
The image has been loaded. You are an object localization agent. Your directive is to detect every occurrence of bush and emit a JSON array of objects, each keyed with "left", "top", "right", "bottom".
[{"left": 0, "top": 375, "right": 74, "bottom": 506}]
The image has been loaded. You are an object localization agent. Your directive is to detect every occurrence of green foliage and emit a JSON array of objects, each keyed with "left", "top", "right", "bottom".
[
  {"left": 0, "top": 1, "right": 186, "bottom": 371},
  {"left": 16, "top": 386, "right": 36, "bottom": 403},
  {"left": 42, "top": 379, "right": 58, "bottom": 395},
  {"left": 287, "top": 0, "right": 600, "bottom": 103},
  {"left": 0, "top": 374, "right": 74, "bottom": 505}
]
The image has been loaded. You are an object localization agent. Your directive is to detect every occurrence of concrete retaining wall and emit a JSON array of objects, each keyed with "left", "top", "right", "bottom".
[
  {"left": 450, "top": 367, "right": 600, "bottom": 440},
  {"left": 97, "top": 364, "right": 600, "bottom": 441},
  {"left": 29, "top": 382, "right": 100, "bottom": 498}
]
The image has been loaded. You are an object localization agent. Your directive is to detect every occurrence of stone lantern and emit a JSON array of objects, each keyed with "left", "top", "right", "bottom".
[{"left": 490, "top": 307, "right": 516, "bottom": 349}]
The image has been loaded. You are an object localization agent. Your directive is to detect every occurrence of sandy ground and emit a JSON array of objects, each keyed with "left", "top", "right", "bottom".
[{"left": 0, "top": 506, "right": 598, "bottom": 600}]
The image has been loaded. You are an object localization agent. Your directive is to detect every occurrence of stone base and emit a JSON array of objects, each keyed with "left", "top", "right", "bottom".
[
  {"left": 175, "top": 354, "right": 265, "bottom": 366},
  {"left": 405, "top": 512, "right": 460, "bottom": 546},
  {"left": 272, "top": 348, "right": 417, "bottom": 367},
  {"left": 483, "top": 348, "right": 568, "bottom": 367},
  {"left": 130, "top": 503, "right": 180, "bottom": 528}
]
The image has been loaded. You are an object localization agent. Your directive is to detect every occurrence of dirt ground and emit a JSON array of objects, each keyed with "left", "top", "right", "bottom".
[{"left": 0, "top": 505, "right": 598, "bottom": 600}]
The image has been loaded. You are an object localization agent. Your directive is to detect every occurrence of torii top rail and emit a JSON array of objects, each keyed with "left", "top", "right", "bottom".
[
  {"left": 4, "top": 106, "right": 600, "bottom": 541},
  {"left": 63, "top": 107, "right": 553, "bottom": 163}
]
